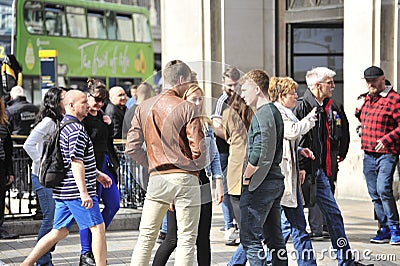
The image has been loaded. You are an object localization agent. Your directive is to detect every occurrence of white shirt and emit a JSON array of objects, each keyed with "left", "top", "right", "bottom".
[{"left": 23, "top": 117, "right": 57, "bottom": 175}]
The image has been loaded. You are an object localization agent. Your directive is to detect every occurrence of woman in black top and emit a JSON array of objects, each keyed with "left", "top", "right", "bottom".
[{"left": 79, "top": 79, "right": 120, "bottom": 265}]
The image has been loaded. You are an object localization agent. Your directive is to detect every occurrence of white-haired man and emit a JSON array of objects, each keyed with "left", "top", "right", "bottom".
[{"left": 293, "top": 67, "right": 355, "bottom": 265}]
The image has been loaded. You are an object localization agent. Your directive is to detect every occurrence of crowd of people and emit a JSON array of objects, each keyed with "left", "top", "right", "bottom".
[{"left": 0, "top": 59, "right": 398, "bottom": 266}]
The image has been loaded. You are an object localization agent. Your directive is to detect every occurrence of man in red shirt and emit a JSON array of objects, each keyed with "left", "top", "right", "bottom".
[{"left": 356, "top": 66, "right": 400, "bottom": 245}]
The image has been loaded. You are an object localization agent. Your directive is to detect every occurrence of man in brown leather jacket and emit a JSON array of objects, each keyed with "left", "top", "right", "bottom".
[{"left": 126, "top": 60, "right": 205, "bottom": 266}]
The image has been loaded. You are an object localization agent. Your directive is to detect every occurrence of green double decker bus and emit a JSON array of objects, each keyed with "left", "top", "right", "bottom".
[{"left": 0, "top": 0, "right": 154, "bottom": 104}]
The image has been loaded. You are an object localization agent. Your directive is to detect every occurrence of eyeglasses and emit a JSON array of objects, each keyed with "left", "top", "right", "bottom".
[
  {"left": 89, "top": 93, "right": 105, "bottom": 103},
  {"left": 321, "top": 80, "right": 335, "bottom": 86}
]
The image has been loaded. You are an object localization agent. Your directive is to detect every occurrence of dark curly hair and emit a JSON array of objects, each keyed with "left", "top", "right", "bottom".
[
  {"left": 34, "top": 87, "right": 65, "bottom": 126},
  {"left": 87, "top": 78, "right": 108, "bottom": 100}
]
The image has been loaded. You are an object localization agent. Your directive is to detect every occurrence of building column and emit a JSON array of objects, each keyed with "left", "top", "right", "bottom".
[
  {"left": 339, "top": 0, "right": 398, "bottom": 200},
  {"left": 161, "top": 0, "right": 221, "bottom": 102}
]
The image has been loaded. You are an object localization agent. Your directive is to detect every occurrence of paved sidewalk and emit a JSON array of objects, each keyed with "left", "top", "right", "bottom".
[{"left": 1, "top": 199, "right": 400, "bottom": 265}]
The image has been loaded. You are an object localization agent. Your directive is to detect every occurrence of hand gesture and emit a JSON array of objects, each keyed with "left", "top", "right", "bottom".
[
  {"left": 375, "top": 139, "right": 385, "bottom": 152},
  {"left": 6, "top": 175, "right": 14, "bottom": 186},
  {"left": 356, "top": 97, "right": 365, "bottom": 111},
  {"left": 300, "top": 148, "right": 315, "bottom": 160},
  {"left": 309, "top": 107, "right": 317, "bottom": 121},
  {"left": 103, "top": 115, "right": 112, "bottom": 125},
  {"left": 299, "top": 170, "right": 306, "bottom": 184},
  {"left": 214, "top": 179, "right": 224, "bottom": 205},
  {"left": 80, "top": 192, "right": 93, "bottom": 209},
  {"left": 96, "top": 170, "right": 113, "bottom": 188}
]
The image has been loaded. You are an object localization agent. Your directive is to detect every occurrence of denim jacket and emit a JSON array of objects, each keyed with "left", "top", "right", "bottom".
[{"left": 204, "top": 126, "right": 223, "bottom": 180}]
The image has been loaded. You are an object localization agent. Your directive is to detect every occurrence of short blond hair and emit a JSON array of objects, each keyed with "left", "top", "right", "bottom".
[
  {"left": 241, "top": 69, "right": 270, "bottom": 95},
  {"left": 268, "top": 77, "right": 298, "bottom": 102}
]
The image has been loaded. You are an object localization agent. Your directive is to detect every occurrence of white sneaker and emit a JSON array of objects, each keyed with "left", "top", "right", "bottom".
[{"left": 224, "top": 227, "right": 239, "bottom": 241}]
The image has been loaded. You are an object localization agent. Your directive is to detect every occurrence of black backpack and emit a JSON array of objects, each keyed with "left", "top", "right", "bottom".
[{"left": 39, "top": 120, "right": 74, "bottom": 188}]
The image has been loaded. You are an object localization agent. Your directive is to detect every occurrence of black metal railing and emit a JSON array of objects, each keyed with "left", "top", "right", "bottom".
[
  {"left": 5, "top": 139, "right": 147, "bottom": 220},
  {"left": 114, "top": 143, "right": 147, "bottom": 209}
]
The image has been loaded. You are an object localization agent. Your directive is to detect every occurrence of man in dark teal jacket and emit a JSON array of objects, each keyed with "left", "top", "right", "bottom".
[{"left": 240, "top": 69, "right": 287, "bottom": 265}]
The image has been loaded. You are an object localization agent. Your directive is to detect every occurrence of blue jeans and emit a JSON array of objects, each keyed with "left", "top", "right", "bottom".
[
  {"left": 80, "top": 155, "right": 120, "bottom": 253},
  {"left": 240, "top": 178, "right": 287, "bottom": 266},
  {"left": 281, "top": 209, "right": 291, "bottom": 243},
  {"left": 363, "top": 152, "right": 399, "bottom": 227},
  {"left": 282, "top": 188, "right": 316, "bottom": 266},
  {"left": 314, "top": 168, "right": 353, "bottom": 265},
  {"left": 228, "top": 244, "right": 247, "bottom": 266},
  {"left": 220, "top": 152, "right": 234, "bottom": 230},
  {"left": 161, "top": 213, "right": 168, "bottom": 233},
  {"left": 32, "top": 174, "right": 55, "bottom": 266}
]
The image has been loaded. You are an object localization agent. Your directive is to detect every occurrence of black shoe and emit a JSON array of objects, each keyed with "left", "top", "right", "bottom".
[
  {"left": 79, "top": 251, "right": 96, "bottom": 266},
  {"left": 156, "top": 232, "right": 166, "bottom": 244},
  {"left": 225, "top": 238, "right": 240, "bottom": 246},
  {"left": 0, "top": 230, "right": 19, "bottom": 239},
  {"left": 322, "top": 230, "right": 330, "bottom": 239}
]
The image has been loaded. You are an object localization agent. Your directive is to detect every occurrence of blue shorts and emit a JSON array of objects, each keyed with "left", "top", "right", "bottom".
[{"left": 53, "top": 197, "right": 104, "bottom": 230}]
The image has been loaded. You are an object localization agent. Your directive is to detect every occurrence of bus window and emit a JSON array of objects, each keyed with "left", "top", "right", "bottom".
[
  {"left": 132, "top": 13, "right": 151, "bottom": 43},
  {"left": 0, "top": 3, "right": 12, "bottom": 35},
  {"left": 66, "top": 6, "right": 87, "bottom": 38},
  {"left": 116, "top": 14, "right": 133, "bottom": 41},
  {"left": 106, "top": 11, "right": 117, "bottom": 40},
  {"left": 88, "top": 10, "right": 107, "bottom": 39},
  {"left": 24, "top": 1, "right": 44, "bottom": 34},
  {"left": 45, "top": 4, "right": 66, "bottom": 36}
]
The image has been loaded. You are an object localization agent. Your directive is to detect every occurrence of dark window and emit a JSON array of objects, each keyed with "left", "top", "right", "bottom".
[
  {"left": 66, "top": 6, "right": 87, "bottom": 38},
  {"left": 132, "top": 13, "right": 151, "bottom": 42},
  {"left": 115, "top": 13, "right": 133, "bottom": 41},
  {"left": 87, "top": 10, "right": 107, "bottom": 39},
  {"left": 45, "top": 4, "right": 66, "bottom": 36},
  {"left": 287, "top": 0, "right": 343, "bottom": 9},
  {"left": 289, "top": 24, "right": 344, "bottom": 103},
  {"left": 0, "top": 3, "right": 12, "bottom": 35},
  {"left": 24, "top": 1, "right": 44, "bottom": 34}
]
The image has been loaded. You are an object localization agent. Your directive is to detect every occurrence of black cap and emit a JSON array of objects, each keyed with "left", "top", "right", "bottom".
[{"left": 364, "top": 66, "right": 384, "bottom": 79}]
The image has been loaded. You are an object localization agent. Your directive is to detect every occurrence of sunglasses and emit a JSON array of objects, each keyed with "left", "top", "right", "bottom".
[{"left": 89, "top": 93, "right": 105, "bottom": 103}]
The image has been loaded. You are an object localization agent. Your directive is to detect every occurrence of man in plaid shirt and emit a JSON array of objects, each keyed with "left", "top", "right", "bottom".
[{"left": 356, "top": 66, "right": 400, "bottom": 245}]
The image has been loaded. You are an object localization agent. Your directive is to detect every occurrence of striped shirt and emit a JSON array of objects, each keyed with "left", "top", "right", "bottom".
[
  {"left": 52, "top": 115, "right": 97, "bottom": 200},
  {"left": 212, "top": 92, "right": 230, "bottom": 154},
  {"left": 213, "top": 92, "right": 229, "bottom": 118}
]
